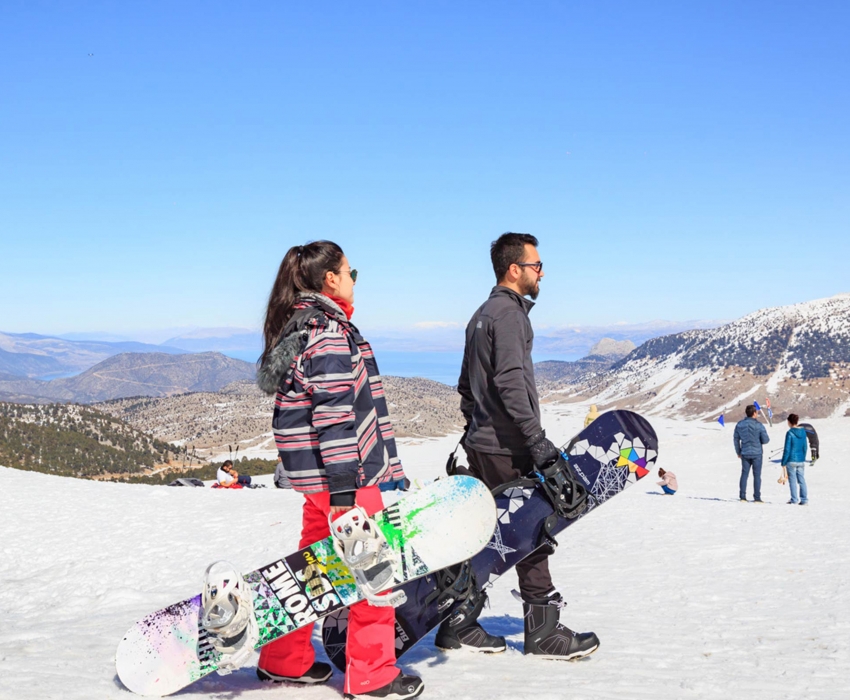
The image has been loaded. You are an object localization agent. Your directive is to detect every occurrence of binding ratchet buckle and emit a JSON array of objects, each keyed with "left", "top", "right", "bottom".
[
  {"left": 330, "top": 506, "right": 407, "bottom": 608},
  {"left": 532, "top": 452, "right": 588, "bottom": 521},
  {"left": 424, "top": 559, "right": 475, "bottom": 613}
]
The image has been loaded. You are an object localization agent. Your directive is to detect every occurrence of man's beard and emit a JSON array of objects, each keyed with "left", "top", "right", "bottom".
[{"left": 520, "top": 276, "right": 540, "bottom": 300}]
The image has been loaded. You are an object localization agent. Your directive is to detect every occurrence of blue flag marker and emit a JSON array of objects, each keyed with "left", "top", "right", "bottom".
[
  {"left": 768, "top": 407, "right": 773, "bottom": 419},
  {"left": 718, "top": 414, "right": 725, "bottom": 427},
  {"left": 753, "top": 400, "right": 761, "bottom": 411}
]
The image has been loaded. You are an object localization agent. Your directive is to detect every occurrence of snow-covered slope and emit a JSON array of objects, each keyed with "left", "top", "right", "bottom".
[
  {"left": 566, "top": 294, "right": 850, "bottom": 420},
  {"left": 1, "top": 404, "right": 847, "bottom": 699}
]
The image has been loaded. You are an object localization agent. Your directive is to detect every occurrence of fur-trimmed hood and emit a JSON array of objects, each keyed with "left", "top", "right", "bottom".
[{"left": 256, "top": 293, "right": 349, "bottom": 395}]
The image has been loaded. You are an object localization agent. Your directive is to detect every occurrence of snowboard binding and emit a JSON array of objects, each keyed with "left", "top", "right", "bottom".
[
  {"left": 200, "top": 561, "right": 259, "bottom": 673},
  {"left": 426, "top": 559, "right": 492, "bottom": 629},
  {"left": 532, "top": 453, "right": 588, "bottom": 521},
  {"left": 424, "top": 559, "right": 476, "bottom": 614},
  {"left": 493, "top": 452, "right": 588, "bottom": 524},
  {"left": 330, "top": 507, "right": 407, "bottom": 608}
]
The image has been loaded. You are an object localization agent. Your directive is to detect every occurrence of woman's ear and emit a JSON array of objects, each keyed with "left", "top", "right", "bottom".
[{"left": 324, "top": 269, "right": 338, "bottom": 294}]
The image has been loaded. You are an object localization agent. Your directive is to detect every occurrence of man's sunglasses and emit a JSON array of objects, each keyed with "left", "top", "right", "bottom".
[{"left": 516, "top": 261, "right": 543, "bottom": 273}]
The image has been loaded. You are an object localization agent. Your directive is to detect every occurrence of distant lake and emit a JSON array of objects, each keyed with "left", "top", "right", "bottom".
[
  {"left": 37, "top": 371, "right": 82, "bottom": 381},
  {"left": 224, "top": 349, "right": 464, "bottom": 385},
  {"left": 375, "top": 351, "right": 463, "bottom": 385},
  {"left": 223, "top": 349, "right": 580, "bottom": 386},
  {"left": 223, "top": 350, "right": 262, "bottom": 365}
]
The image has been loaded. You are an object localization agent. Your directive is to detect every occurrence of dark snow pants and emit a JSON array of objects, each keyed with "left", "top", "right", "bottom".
[{"left": 466, "top": 447, "right": 554, "bottom": 602}]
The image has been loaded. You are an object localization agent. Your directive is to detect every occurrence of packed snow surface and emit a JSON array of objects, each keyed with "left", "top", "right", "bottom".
[{"left": 1, "top": 404, "right": 848, "bottom": 699}]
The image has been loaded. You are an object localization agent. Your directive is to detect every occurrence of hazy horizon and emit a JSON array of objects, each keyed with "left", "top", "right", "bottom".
[{"left": 2, "top": 316, "right": 725, "bottom": 355}]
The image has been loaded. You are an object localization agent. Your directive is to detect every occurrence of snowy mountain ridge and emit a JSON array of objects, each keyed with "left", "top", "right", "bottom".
[{"left": 559, "top": 293, "right": 850, "bottom": 420}]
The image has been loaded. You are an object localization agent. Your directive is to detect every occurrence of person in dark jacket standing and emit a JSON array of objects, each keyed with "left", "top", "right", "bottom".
[
  {"left": 733, "top": 405, "right": 770, "bottom": 502},
  {"left": 781, "top": 413, "right": 809, "bottom": 505},
  {"left": 436, "top": 232, "right": 599, "bottom": 660},
  {"left": 255, "top": 240, "right": 422, "bottom": 700}
]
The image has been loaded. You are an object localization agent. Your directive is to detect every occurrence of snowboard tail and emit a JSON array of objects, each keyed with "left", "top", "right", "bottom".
[
  {"left": 322, "top": 410, "right": 658, "bottom": 667},
  {"left": 115, "top": 475, "right": 496, "bottom": 696}
]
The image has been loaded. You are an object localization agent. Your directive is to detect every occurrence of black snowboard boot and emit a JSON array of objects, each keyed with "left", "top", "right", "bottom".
[
  {"left": 257, "top": 661, "right": 333, "bottom": 684},
  {"left": 523, "top": 594, "right": 599, "bottom": 660},
  {"left": 435, "top": 587, "right": 506, "bottom": 653},
  {"left": 344, "top": 673, "right": 424, "bottom": 700}
]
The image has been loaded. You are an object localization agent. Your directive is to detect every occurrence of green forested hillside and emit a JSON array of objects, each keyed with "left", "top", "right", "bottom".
[{"left": 0, "top": 402, "right": 177, "bottom": 478}]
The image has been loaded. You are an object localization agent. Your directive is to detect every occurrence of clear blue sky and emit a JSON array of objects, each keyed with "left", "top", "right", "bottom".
[{"left": 2, "top": 1, "right": 848, "bottom": 337}]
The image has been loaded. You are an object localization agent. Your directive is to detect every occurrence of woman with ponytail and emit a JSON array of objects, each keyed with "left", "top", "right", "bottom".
[{"left": 255, "top": 241, "right": 423, "bottom": 700}]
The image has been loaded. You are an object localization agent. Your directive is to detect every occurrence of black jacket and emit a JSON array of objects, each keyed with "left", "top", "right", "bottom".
[{"left": 458, "top": 286, "right": 542, "bottom": 455}]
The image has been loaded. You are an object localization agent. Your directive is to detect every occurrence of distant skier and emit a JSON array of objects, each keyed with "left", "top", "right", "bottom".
[
  {"left": 256, "top": 240, "right": 422, "bottom": 700},
  {"left": 781, "top": 413, "right": 809, "bottom": 505},
  {"left": 733, "top": 405, "right": 769, "bottom": 502},
  {"left": 584, "top": 404, "right": 600, "bottom": 428},
  {"left": 799, "top": 422, "right": 820, "bottom": 463},
  {"left": 448, "top": 232, "right": 599, "bottom": 659},
  {"left": 657, "top": 468, "right": 678, "bottom": 495}
]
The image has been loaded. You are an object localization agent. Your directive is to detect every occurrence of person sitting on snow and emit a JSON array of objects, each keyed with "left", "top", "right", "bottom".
[
  {"left": 216, "top": 460, "right": 252, "bottom": 487},
  {"left": 657, "top": 468, "right": 678, "bottom": 495},
  {"left": 273, "top": 455, "right": 292, "bottom": 489}
]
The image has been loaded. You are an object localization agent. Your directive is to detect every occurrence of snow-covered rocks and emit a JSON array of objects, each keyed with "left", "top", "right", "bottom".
[{"left": 561, "top": 293, "right": 850, "bottom": 420}]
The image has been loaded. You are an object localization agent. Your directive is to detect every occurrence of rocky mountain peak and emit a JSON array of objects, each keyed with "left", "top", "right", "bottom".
[
  {"left": 559, "top": 294, "right": 850, "bottom": 421},
  {"left": 588, "top": 338, "right": 636, "bottom": 359}
]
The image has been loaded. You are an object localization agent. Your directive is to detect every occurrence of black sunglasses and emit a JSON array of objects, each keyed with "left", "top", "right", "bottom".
[{"left": 516, "top": 261, "right": 543, "bottom": 273}]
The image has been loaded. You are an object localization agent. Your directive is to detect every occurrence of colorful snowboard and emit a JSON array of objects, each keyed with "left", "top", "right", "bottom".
[
  {"left": 322, "top": 410, "right": 657, "bottom": 667},
  {"left": 115, "top": 475, "right": 497, "bottom": 696}
]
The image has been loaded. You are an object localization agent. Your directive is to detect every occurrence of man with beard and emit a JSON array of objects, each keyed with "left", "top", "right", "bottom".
[{"left": 435, "top": 232, "right": 600, "bottom": 660}]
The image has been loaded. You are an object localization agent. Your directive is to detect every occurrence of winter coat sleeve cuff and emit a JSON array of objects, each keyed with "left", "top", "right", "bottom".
[
  {"left": 330, "top": 491, "right": 356, "bottom": 507},
  {"left": 525, "top": 430, "right": 546, "bottom": 447},
  {"left": 327, "top": 471, "right": 358, "bottom": 496}
]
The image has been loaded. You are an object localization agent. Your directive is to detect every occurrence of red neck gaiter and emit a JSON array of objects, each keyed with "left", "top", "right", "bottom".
[{"left": 328, "top": 295, "right": 354, "bottom": 320}]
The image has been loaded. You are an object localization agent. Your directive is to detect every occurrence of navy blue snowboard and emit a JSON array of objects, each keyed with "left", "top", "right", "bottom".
[{"left": 322, "top": 409, "right": 657, "bottom": 667}]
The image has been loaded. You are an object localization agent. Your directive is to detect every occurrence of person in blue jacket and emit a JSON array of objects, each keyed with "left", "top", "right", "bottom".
[
  {"left": 781, "top": 413, "right": 809, "bottom": 505},
  {"left": 733, "top": 405, "right": 770, "bottom": 502}
]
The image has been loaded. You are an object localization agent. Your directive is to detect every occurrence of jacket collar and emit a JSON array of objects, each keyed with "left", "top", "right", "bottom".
[
  {"left": 297, "top": 292, "right": 349, "bottom": 323},
  {"left": 490, "top": 285, "right": 536, "bottom": 314},
  {"left": 257, "top": 292, "right": 356, "bottom": 395}
]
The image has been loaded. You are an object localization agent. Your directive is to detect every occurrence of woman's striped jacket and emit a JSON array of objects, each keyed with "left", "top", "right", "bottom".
[{"left": 257, "top": 293, "right": 406, "bottom": 496}]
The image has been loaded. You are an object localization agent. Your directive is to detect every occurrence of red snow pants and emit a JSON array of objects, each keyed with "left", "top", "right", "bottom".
[{"left": 257, "top": 486, "right": 400, "bottom": 694}]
